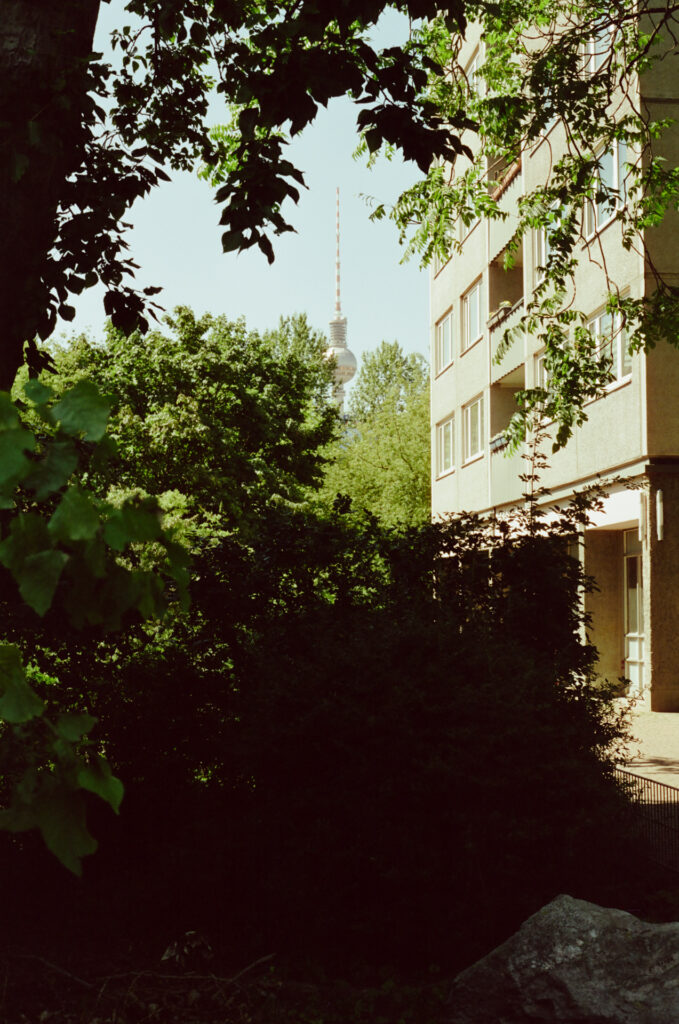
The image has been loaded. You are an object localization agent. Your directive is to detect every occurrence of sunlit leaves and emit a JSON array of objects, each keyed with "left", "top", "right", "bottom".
[
  {"left": 0, "top": 379, "right": 190, "bottom": 872},
  {"left": 52, "top": 380, "right": 112, "bottom": 441},
  {"left": 0, "top": 379, "right": 188, "bottom": 622}
]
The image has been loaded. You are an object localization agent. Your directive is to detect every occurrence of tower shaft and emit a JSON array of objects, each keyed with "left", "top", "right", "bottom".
[{"left": 326, "top": 187, "right": 356, "bottom": 413}]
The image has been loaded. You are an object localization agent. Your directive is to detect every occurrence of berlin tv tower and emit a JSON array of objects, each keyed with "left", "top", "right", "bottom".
[{"left": 326, "top": 187, "right": 357, "bottom": 414}]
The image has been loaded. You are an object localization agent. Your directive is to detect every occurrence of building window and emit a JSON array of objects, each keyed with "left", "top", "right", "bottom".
[
  {"left": 462, "top": 278, "right": 484, "bottom": 351},
  {"left": 535, "top": 350, "right": 549, "bottom": 389},
  {"left": 584, "top": 25, "right": 615, "bottom": 74},
  {"left": 437, "top": 415, "right": 455, "bottom": 476},
  {"left": 624, "top": 528, "right": 644, "bottom": 692},
  {"left": 535, "top": 205, "right": 567, "bottom": 284},
  {"left": 584, "top": 141, "right": 628, "bottom": 237},
  {"left": 535, "top": 209, "right": 556, "bottom": 284},
  {"left": 435, "top": 311, "right": 453, "bottom": 373},
  {"left": 535, "top": 226, "right": 549, "bottom": 284},
  {"left": 588, "top": 308, "right": 631, "bottom": 380},
  {"left": 463, "top": 395, "right": 484, "bottom": 462},
  {"left": 465, "top": 48, "right": 483, "bottom": 98}
]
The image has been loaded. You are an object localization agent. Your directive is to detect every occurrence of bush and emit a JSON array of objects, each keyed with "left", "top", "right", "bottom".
[{"left": 6, "top": 499, "right": 633, "bottom": 971}]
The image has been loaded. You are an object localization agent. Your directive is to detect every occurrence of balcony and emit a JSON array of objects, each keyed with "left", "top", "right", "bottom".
[
  {"left": 489, "top": 160, "right": 522, "bottom": 262},
  {"left": 489, "top": 299, "right": 525, "bottom": 383},
  {"left": 490, "top": 438, "right": 525, "bottom": 505}
]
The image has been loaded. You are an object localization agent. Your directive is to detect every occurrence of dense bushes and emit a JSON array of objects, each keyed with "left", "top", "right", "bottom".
[
  {"left": 4, "top": 500, "right": 633, "bottom": 970},
  {"left": 0, "top": 314, "right": 634, "bottom": 972}
]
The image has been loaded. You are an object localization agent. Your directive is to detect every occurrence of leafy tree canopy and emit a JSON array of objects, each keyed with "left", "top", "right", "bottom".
[
  {"left": 320, "top": 341, "right": 430, "bottom": 525},
  {"left": 49, "top": 307, "right": 338, "bottom": 535},
  {"left": 0, "top": 377, "right": 189, "bottom": 873},
  {"left": 4, "top": 0, "right": 679, "bottom": 435},
  {"left": 347, "top": 339, "right": 429, "bottom": 421},
  {"left": 1, "top": 0, "right": 471, "bottom": 389}
]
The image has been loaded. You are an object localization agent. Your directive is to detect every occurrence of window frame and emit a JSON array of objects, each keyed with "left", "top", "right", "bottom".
[
  {"left": 583, "top": 24, "right": 615, "bottom": 75},
  {"left": 461, "top": 278, "right": 485, "bottom": 353},
  {"left": 436, "top": 414, "right": 455, "bottom": 477},
  {"left": 465, "top": 47, "right": 483, "bottom": 99},
  {"left": 435, "top": 309, "right": 454, "bottom": 374},
  {"left": 535, "top": 350, "right": 549, "bottom": 390},
  {"left": 535, "top": 206, "right": 558, "bottom": 284},
  {"left": 463, "top": 394, "right": 485, "bottom": 463},
  {"left": 584, "top": 140, "right": 628, "bottom": 238},
  {"left": 535, "top": 226, "right": 548, "bottom": 285},
  {"left": 587, "top": 306, "right": 632, "bottom": 382}
]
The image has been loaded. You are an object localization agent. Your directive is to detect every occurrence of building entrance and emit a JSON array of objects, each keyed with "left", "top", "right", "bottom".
[{"left": 624, "top": 529, "right": 644, "bottom": 692}]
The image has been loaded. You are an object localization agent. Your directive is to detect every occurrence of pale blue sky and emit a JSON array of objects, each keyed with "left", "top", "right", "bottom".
[{"left": 63, "top": 5, "right": 430, "bottom": 378}]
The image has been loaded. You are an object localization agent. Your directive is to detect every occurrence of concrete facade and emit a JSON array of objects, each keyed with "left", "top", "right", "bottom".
[{"left": 431, "top": 28, "right": 679, "bottom": 711}]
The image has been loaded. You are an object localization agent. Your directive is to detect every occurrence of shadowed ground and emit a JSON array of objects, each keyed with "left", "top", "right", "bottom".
[{"left": 626, "top": 711, "right": 679, "bottom": 787}]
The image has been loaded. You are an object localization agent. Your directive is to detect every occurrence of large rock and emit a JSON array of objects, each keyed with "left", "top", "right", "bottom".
[{"left": 447, "top": 894, "right": 679, "bottom": 1023}]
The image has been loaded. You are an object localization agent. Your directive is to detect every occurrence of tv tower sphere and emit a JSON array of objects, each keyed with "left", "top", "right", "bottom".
[{"left": 326, "top": 187, "right": 356, "bottom": 413}]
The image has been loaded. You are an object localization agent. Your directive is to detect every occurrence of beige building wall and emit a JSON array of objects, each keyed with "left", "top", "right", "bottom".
[{"left": 430, "top": 29, "right": 679, "bottom": 710}]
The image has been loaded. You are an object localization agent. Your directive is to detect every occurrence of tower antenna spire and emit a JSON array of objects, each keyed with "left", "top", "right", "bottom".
[
  {"left": 325, "top": 186, "right": 356, "bottom": 414},
  {"left": 335, "top": 186, "right": 342, "bottom": 316}
]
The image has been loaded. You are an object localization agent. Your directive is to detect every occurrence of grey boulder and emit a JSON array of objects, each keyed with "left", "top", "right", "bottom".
[{"left": 447, "top": 894, "right": 679, "bottom": 1023}]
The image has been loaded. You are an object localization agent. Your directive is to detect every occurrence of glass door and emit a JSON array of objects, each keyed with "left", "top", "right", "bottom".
[{"left": 623, "top": 529, "right": 644, "bottom": 693}]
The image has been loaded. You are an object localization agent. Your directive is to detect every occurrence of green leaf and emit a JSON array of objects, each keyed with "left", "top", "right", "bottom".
[
  {"left": 0, "top": 643, "right": 28, "bottom": 688},
  {"left": 103, "top": 504, "right": 162, "bottom": 551},
  {"left": 165, "top": 540, "right": 191, "bottom": 592},
  {"left": 77, "top": 757, "right": 124, "bottom": 814},
  {"left": 221, "top": 230, "right": 242, "bottom": 253},
  {"left": 23, "top": 379, "right": 53, "bottom": 406},
  {"left": 34, "top": 784, "right": 97, "bottom": 876},
  {"left": 0, "top": 513, "right": 51, "bottom": 572},
  {"left": 52, "top": 381, "right": 111, "bottom": 441},
  {"left": 0, "top": 394, "right": 20, "bottom": 429},
  {"left": 55, "top": 713, "right": 97, "bottom": 742},
  {"left": 17, "top": 550, "right": 69, "bottom": 616},
  {"left": 49, "top": 486, "right": 100, "bottom": 541},
  {"left": 0, "top": 428, "right": 36, "bottom": 485},
  {"left": 0, "top": 803, "right": 37, "bottom": 833},
  {"left": 25, "top": 440, "right": 79, "bottom": 499},
  {"left": 365, "top": 128, "right": 382, "bottom": 154},
  {"left": 0, "top": 643, "right": 45, "bottom": 723},
  {"left": 133, "top": 569, "right": 164, "bottom": 618}
]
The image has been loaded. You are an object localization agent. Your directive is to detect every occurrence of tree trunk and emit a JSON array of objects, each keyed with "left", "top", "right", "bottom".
[{"left": 0, "top": 1, "right": 101, "bottom": 391}]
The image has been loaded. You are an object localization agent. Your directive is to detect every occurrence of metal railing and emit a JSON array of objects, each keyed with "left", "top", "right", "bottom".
[{"left": 615, "top": 768, "right": 679, "bottom": 871}]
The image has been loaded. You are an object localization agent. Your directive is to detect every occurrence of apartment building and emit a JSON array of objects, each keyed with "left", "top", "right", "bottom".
[{"left": 431, "top": 26, "right": 679, "bottom": 711}]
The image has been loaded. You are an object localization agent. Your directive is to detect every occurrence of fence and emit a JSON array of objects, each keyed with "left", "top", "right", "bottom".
[{"left": 615, "top": 768, "right": 679, "bottom": 872}]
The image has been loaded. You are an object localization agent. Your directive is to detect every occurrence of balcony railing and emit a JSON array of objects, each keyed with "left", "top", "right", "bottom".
[
  {"left": 489, "top": 300, "right": 525, "bottom": 384},
  {"left": 488, "top": 297, "right": 524, "bottom": 337},
  {"left": 489, "top": 166, "right": 522, "bottom": 261},
  {"left": 489, "top": 432, "right": 509, "bottom": 454}
]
